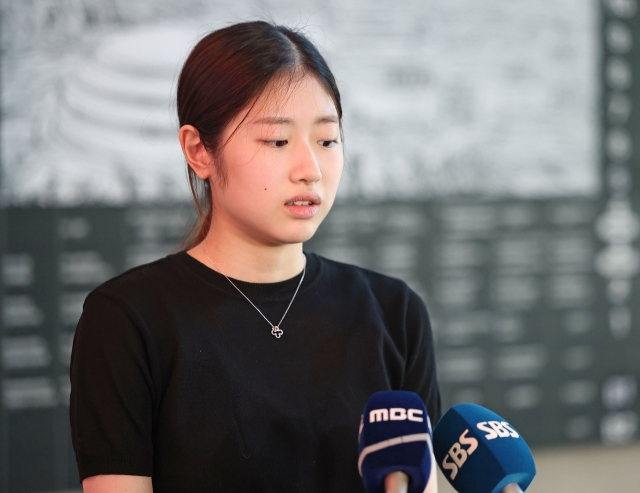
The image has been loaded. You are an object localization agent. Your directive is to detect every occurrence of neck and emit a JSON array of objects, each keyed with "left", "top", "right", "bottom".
[{"left": 188, "top": 229, "right": 306, "bottom": 284}]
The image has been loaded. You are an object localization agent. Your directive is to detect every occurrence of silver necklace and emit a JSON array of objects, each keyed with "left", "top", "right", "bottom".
[{"left": 202, "top": 245, "right": 306, "bottom": 339}]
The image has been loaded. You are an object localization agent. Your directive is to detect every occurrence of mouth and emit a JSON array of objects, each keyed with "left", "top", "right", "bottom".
[
  {"left": 284, "top": 193, "right": 322, "bottom": 207},
  {"left": 285, "top": 200, "right": 315, "bottom": 206},
  {"left": 284, "top": 193, "right": 322, "bottom": 219}
]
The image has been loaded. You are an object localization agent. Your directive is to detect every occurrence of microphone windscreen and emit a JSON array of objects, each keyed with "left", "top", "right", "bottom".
[
  {"left": 358, "top": 390, "right": 433, "bottom": 493},
  {"left": 433, "top": 404, "right": 536, "bottom": 493}
]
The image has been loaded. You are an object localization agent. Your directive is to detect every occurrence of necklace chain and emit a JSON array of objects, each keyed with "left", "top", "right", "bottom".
[{"left": 201, "top": 245, "right": 306, "bottom": 339}]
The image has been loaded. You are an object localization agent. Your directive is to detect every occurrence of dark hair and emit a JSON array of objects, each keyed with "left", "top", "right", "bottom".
[{"left": 177, "top": 20, "right": 343, "bottom": 249}]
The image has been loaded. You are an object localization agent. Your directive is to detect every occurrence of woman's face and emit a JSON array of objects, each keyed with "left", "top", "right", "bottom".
[{"left": 208, "top": 75, "right": 344, "bottom": 246}]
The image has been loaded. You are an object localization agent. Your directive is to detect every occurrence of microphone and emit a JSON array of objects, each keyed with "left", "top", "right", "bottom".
[
  {"left": 357, "top": 390, "right": 436, "bottom": 493},
  {"left": 432, "top": 403, "right": 536, "bottom": 493}
]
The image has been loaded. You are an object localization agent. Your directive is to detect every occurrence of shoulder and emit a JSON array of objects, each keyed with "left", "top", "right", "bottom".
[
  {"left": 83, "top": 252, "right": 185, "bottom": 315},
  {"left": 314, "top": 252, "right": 406, "bottom": 286},
  {"left": 312, "top": 253, "right": 424, "bottom": 313}
]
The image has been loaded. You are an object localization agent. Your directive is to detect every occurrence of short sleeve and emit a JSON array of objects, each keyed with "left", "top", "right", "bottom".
[
  {"left": 69, "top": 290, "right": 154, "bottom": 481},
  {"left": 402, "top": 289, "right": 441, "bottom": 428}
]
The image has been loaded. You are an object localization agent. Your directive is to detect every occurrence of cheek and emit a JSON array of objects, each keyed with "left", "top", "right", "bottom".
[
  {"left": 228, "top": 164, "right": 284, "bottom": 214},
  {"left": 323, "top": 155, "right": 344, "bottom": 189},
  {"left": 225, "top": 149, "right": 277, "bottom": 192}
]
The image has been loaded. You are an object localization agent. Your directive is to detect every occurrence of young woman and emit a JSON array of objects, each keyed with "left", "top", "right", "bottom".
[{"left": 70, "top": 21, "right": 440, "bottom": 493}]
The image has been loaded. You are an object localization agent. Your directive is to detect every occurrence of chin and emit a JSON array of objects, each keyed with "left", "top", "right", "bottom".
[{"left": 278, "top": 221, "right": 321, "bottom": 245}]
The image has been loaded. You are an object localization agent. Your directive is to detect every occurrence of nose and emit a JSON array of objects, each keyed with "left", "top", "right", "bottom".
[{"left": 290, "top": 139, "right": 322, "bottom": 184}]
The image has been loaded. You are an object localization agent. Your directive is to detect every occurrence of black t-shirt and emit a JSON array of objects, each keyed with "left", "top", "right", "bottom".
[{"left": 69, "top": 251, "right": 440, "bottom": 493}]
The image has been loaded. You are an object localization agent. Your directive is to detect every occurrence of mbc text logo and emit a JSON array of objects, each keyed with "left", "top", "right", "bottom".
[{"left": 369, "top": 408, "right": 424, "bottom": 423}]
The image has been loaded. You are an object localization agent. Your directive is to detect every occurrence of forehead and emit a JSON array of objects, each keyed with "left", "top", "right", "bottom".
[{"left": 248, "top": 74, "right": 338, "bottom": 120}]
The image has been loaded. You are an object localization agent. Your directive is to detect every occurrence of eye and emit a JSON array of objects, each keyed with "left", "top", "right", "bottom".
[
  {"left": 319, "top": 140, "right": 339, "bottom": 148},
  {"left": 266, "top": 140, "right": 288, "bottom": 148}
]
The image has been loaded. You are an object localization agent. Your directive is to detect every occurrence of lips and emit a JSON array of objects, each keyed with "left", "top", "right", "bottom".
[
  {"left": 284, "top": 192, "right": 322, "bottom": 206},
  {"left": 284, "top": 192, "right": 322, "bottom": 219}
]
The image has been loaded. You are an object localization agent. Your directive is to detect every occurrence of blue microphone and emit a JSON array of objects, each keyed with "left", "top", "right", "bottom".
[
  {"left": 433, "top": 404, "right": 536, "bottom": 493},
  {"left": 358, "top": 390, "right": 434, "bottom": 493}
]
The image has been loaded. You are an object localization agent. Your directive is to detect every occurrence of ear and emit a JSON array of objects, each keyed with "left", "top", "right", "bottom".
[{"left": 179, "top": 125, "right": 215, "bottom": 180}]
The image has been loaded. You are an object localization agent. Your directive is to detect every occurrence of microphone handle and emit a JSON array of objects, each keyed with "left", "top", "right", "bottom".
[
  {"left": 384, "top": 471, "right": 409, "bottom": 493},
  {"left": 501, "top": 484, "right": 524, "bottom": 493}
]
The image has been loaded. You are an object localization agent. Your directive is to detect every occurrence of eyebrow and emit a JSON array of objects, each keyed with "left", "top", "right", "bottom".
[{"left": 253, "top": 115, "right": 339, "bottom": 125}]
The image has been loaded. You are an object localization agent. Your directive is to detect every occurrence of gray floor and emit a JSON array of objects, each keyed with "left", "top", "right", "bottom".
[{"left": 438, "top": 442, "right": 640, "bottom": 493}]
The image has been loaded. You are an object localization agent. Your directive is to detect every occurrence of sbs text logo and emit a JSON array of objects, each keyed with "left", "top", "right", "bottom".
[
  {"left": 441, "top": 421, "right": 519, "bottom": 480},
  {"left": 441, "top": 429, "right": 478, "bottom": 480},
  {"left": 476, "top": 421, "right": 519, "bottom": 440}
]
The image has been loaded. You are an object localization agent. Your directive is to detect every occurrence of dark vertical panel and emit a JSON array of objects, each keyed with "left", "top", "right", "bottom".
[
  {"left": 8, "top": 410, "right": 56, "bottom": 492},
  {"left": 5, "top": 208, "right": 59, "bottom": 492},
  {"left": 120, "top": 205, "right": 193, "bottom": 269},
  {"left": 597, "top": 0, "right": 640, "bottom": 446},
  {"left": 0, "top": 205, "right": 8, "bottom": 493},
  {"left": 1, "top": 205, "right": 193, "bottom": 491},
  {"left": 55, "top": 207, "right": 127, "bottom": 488}
]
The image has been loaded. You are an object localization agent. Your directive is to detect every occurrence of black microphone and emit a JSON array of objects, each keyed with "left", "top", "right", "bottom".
[
  {"left": 357, "top": 390, "right": 436, "bottom": 493},
  {"left": 433, "top": 404, "right": 536, "bottom": 493}
]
